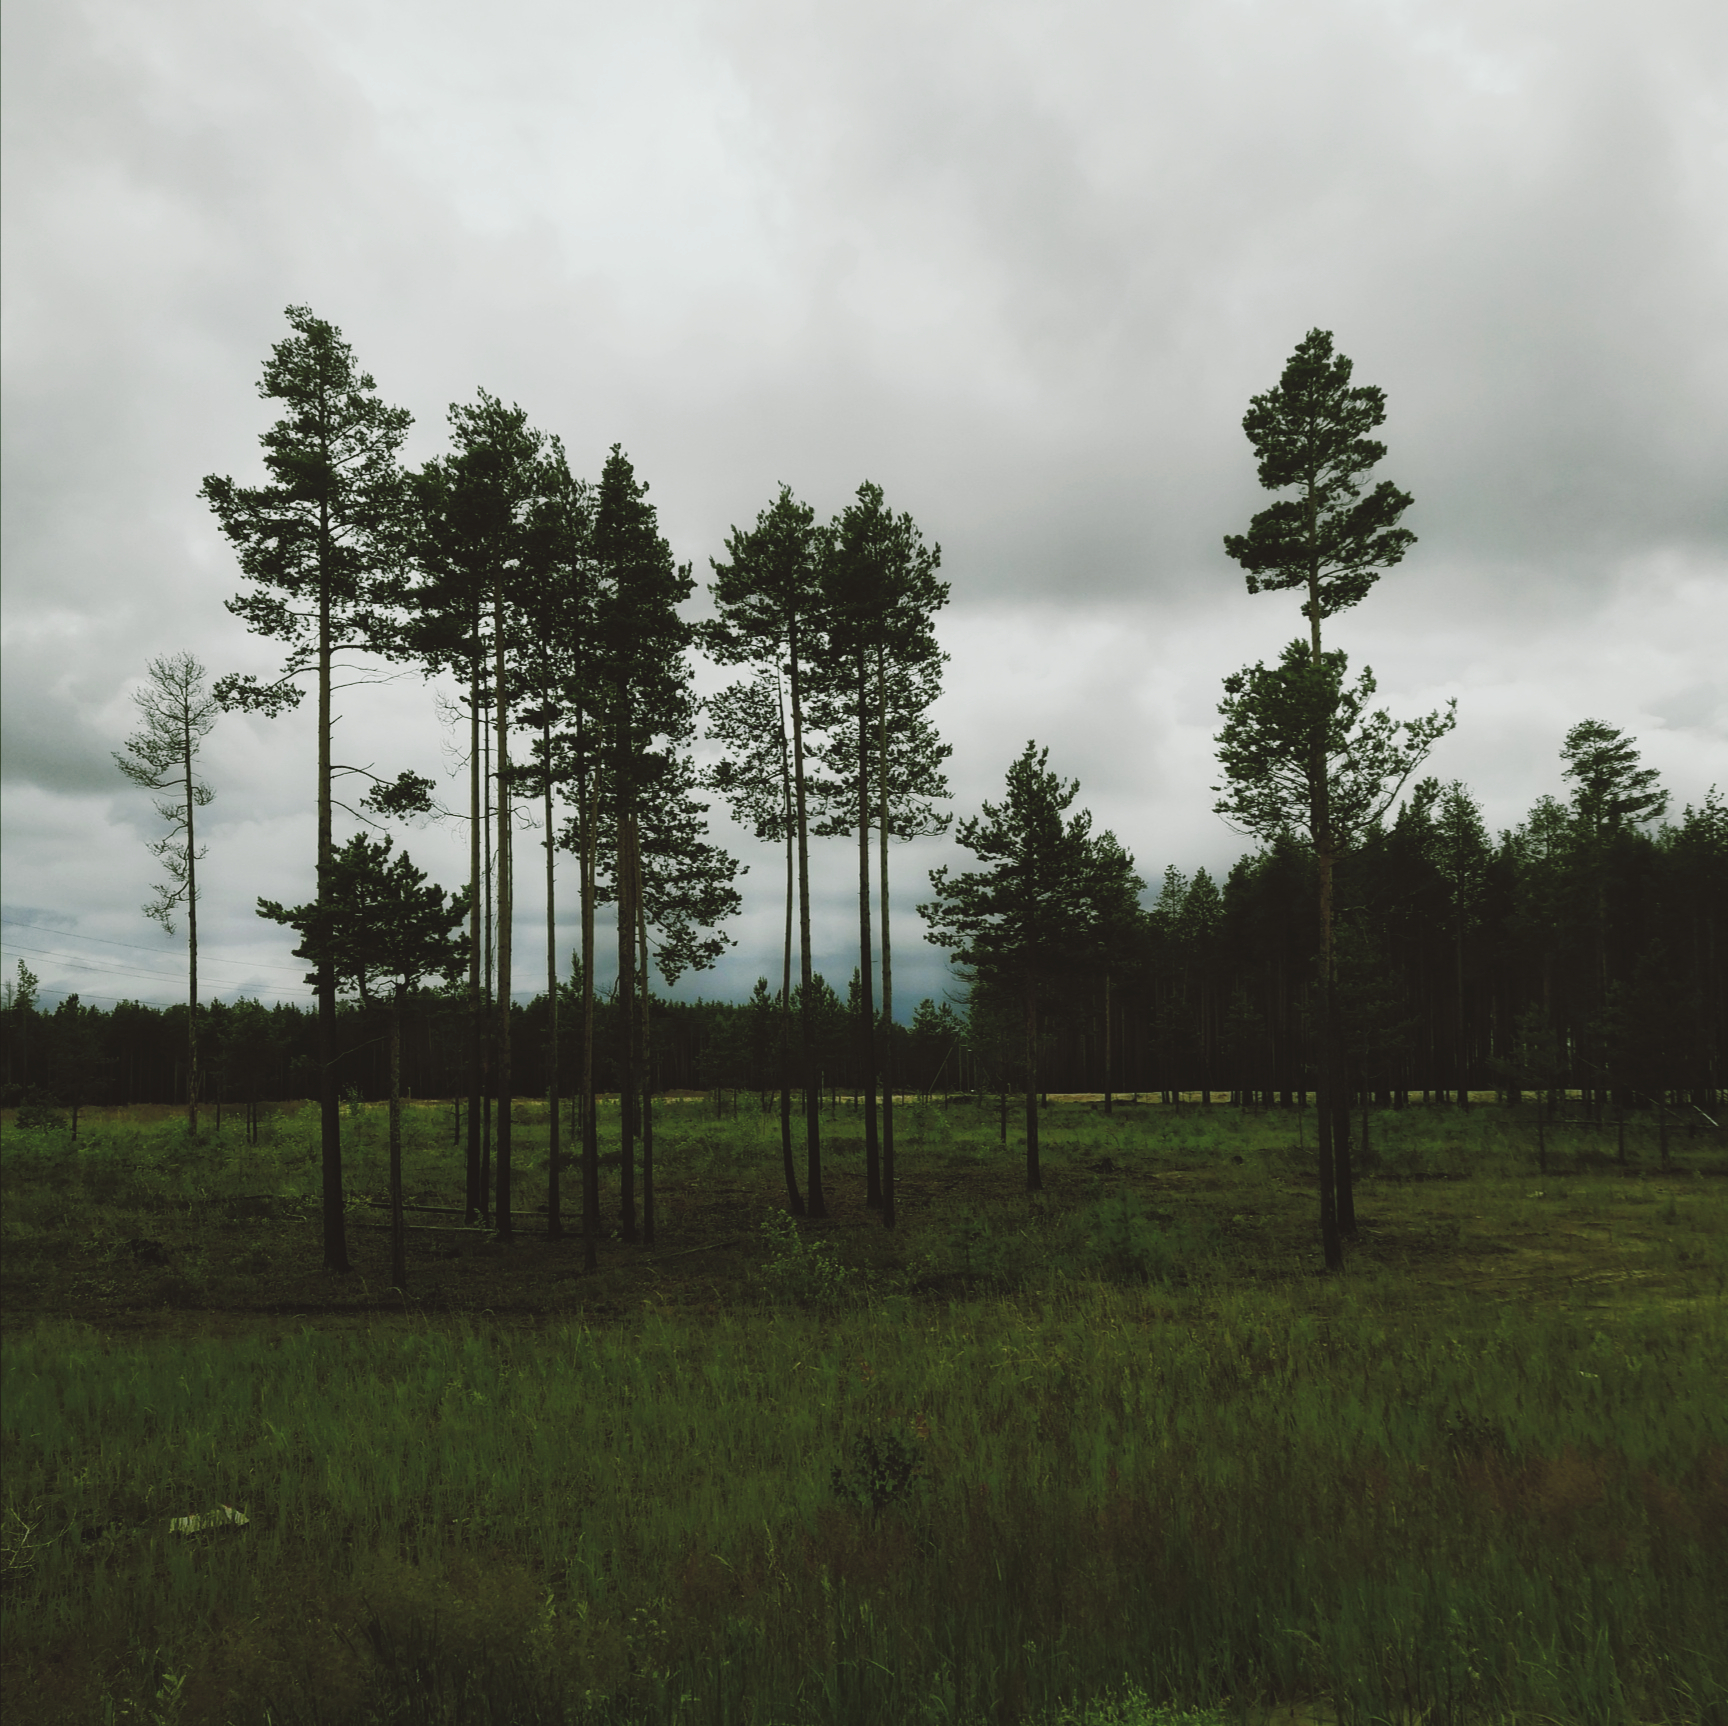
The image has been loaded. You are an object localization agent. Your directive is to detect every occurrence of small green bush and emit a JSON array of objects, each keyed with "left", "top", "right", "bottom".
[
  {"left": 11, "top": 1102, "right": 67, "bottom": 1132},
  {"left": 830, "top": 1427, "right": 928, "bottom": 1515},
  {"left": 757, "top": 1207, "right": 850, "bottom": 1307}
]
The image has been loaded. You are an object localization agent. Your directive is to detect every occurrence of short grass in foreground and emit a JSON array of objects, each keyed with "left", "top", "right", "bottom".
[{"left": 2, "top": 1099, "right": 1726, "bottom": 1725}]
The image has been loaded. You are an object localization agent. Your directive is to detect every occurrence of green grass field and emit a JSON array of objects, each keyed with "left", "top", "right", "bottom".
[{"left": 3, "top": 1097, "right": 1725, "bottom": 1725}]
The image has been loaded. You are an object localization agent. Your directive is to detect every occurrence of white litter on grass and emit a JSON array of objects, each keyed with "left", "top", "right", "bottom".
[{"left": 168, "top": 1506, "right": 249, "bottom": 1534}]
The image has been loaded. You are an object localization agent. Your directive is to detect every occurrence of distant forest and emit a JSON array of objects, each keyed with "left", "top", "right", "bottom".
[{"left": 6, "top": 762, "right": 1722, "bottom": 1117}]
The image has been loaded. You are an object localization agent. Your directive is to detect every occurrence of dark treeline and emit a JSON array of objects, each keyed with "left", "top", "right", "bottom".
[
  {"left": 1037, "top": 767, "right": 1725, "bottom": 1114},
  {"left": 8, "top": 746, "right": 1721, "bottom": 1121},
  {"left": 0, "top": 974, "right": 964, "bottom": 1121}
]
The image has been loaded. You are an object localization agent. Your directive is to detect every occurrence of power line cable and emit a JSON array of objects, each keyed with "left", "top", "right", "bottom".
[
  {"left": 0, "top": 943, "right": 310, "bottom": 994},
  {"left": 1, "top": 917, "right": 310, "bottom": 976},
  {"left": 16, "top": 987, "right": 191, "bottom": 1010}
]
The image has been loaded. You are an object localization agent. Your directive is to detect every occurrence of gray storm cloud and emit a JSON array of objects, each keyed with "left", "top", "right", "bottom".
[{"left": 3, "top": 0, "right": 1724, "bottom": 1011}]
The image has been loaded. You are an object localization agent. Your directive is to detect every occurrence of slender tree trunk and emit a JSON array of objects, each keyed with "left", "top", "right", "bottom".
[
  {"left": 779, "top": 904, "right": 796, "bottom": 1204},
  {"left": 544, "top": 733, "right": 561, "bottom": 1240},
  {"left": 580, "top": 778, "right": 599, "bottom": 1273},
  {"left": 495, "top": 597, "right": 513, "bottom": 1242},
  {"left": 618, "top": 772, "right": 638, "bottom": 1243},
  {"left": 1316, "top": 835, "right": 1343, "bottom": 1271},
  {"left": 481, "top": 710, "right": 493, "bottom": 1217},
  {"left": 856, "top": 659, "right": 881, "bottom": 1206},
  {"left": 1102, "top": 971, "right": 1113, "bottom": 1116},
  {"left": 636, "top": 829, "right": 655, "bottom": 1246},
  {"left": 316, "top": 512, "right": 348, "bottom": 1272},
  {"left": 777, "top": 674, "right": 803, "bottom": 1214},
  {"left": 877, "top": 646, "right": 897, "bottom": 1229},
  {"left": 1334, "top": 1081, "right": 1356, "bottom": 1237},
  {"left": 467, "top": 663, "right": 483, "bottom": 1222},
  {"left": 184, "top": 710, "right": 200, "bottom": 1140},
  {"left": 1456, "top": 915, "right": 1468, "bottom": 1109},
  {"left": 1305, "top": 544, "right": 1344, "bottom": 1270},
  {"left": 788, "top": 627, "right": 824, "bottom": 1216},
  {"left": 1024, "top": 983, "right": 1042, "bottom": 1191},
  {"left": 389, "top": 986, "right": 406, "bottom": 1292}
]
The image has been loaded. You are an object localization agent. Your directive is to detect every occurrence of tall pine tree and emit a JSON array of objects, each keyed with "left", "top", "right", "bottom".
[
  {"left": 813, "top": 482, "right": 949, "bottom": 1219},
  {"left": 705, "top": 488, "right": 831, "bottom": 1214},
  {"left": 203, "top": 307, "right": 412, "bottom": 1272},
  {"left": 594, "top": 447, "right": 704, "bottom": 1242},
  {"left": 1221, "top": 329, "right": 1418, "bottom": 1263}
]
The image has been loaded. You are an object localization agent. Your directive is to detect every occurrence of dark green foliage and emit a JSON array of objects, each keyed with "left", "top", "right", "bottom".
[
  {"left": 202, "top": 306, "right": 413, "bottom": 717},
  {"left": 830, "top": 1428, "right": 928, "bottom": 1516},
  {"left": 702, "top": 671, "right": 790, "bottom": 843},
  {"left": 921, "top": 743, "right": 1123, "bottom": 995},
  {"left": 703, "top": 484, "right": 824, "bottom": 669},
  {"left": 810, "top": 484, "right": 953, "bottom": 1220},
  {"left": 922, "top": 743, "right": 1145, "bottom": 1188},
  {"left": 811, "top": 481, "right": 952, "bottom": 852},
  {"left": 257, "top": 833, "right": 469, "bottom": 1005},
  {"left": 258, "top": 833, "right": 467, "bottom": 1290},
  {"left": 591, "top": 446, "right": 741, "bottom": 960},
  {"left": 12, "top": 1100, "right": 67, "bottom": 1132},
  {"left": 1213, "top": 641, "right": 1456, "bottom": 850},
  {"left": 1222, "top": 327, "right": 1416, "bottom": 637},
  {"left": 630, "top": 751, "right": 742, "bottom": 984},
  {"left": 357, "top": 770, "right": 438, "bottom": 819},
  {"left": 1563, "top": 717, "right": 1670, "bottom": 836},
  {"left": 1218, "top": 332, "right": 1424, "bottom": 1262},
  {"left": 7, "top": 750, "right": 1724, "bottom": 1113},
  {"left": 594, "top": 447, "right": 738, "bottom": 1247}
]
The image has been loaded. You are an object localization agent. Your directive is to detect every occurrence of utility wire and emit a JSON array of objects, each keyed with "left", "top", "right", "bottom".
[
  {"left": 1, "top": 917, "right": 310, "bottom": 976},
  {"left": 0, "top": 943, "right": 310, "bottom": 995},
  {"left": 12, "top": 987, "right": 189, "bottom": 1011}
]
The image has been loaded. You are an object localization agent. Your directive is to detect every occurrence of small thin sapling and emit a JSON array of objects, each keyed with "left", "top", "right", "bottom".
[{"left": 113, "top": 651, "right": 219, "bottom": 1136}]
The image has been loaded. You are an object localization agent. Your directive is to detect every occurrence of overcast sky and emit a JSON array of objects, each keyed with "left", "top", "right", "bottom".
[{"left": 3, "top": 0, "right": 1724, "bottom": 1020}]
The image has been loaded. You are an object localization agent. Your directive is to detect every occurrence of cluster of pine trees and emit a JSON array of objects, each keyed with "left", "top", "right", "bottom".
[
  {"left": 56, "top": 307, "right": 951, "bottom": 1271},
  {"left": 4, "top": 317, "right": 1721, "bottom": 1283}
]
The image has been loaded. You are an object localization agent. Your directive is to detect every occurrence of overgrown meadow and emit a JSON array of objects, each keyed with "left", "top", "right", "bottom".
[{"left": 3, "top": 1098, "right": 1726, "bottom": 1726}]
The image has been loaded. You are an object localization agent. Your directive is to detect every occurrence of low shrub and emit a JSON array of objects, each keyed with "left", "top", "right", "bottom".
[
  {"left": 756, "top": 1207, "right": 850, "bottom": 1307},
  {"left": 11, "top": 1103, "right": 67, "bottom": 1133},
  {"left": 830, "top": 1427, "right": 929, "bottom": 1515}
]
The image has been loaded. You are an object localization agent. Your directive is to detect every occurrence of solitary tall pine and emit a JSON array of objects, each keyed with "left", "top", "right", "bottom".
[{"left": 1222, "top": 329, "right": 1417, "bottom": 1263}]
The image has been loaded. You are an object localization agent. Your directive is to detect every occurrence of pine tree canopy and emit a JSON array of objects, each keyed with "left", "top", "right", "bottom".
[{"left": 1222, "top": 328, "right": 1416, "bottom": 633}]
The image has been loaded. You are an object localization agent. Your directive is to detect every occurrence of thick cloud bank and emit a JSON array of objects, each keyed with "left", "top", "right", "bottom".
[{"left": 3, "top": 0, "right": 1724, "bottom": 1013}]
